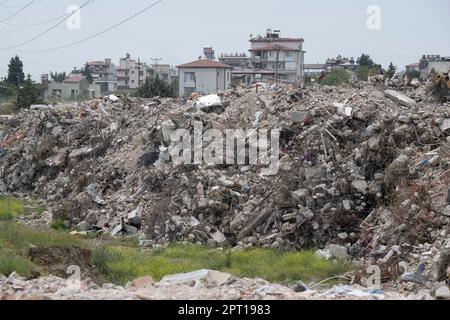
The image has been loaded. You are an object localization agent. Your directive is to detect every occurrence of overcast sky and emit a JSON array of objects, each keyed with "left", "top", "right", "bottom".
[{"left": 0, "top": 0, "right": 449, "bottom": 80}]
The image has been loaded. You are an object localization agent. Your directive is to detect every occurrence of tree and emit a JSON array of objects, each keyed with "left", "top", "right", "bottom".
[
  {"left": 357, "top": 54, "right": 374, "bottom": 68},
  {"left": 385, "top": 62, "right": 397, "bottom": 79},
  {"left": 16, "top": 74, "right": 43, "bottom": 109},
  {"left": 82, "top": 67, "right": 93, "bottom": 84},
  {"left": 137, "top": 75, "right": 176, "bottom": 98},
  {"left": 7, "top": 56, "right": 25, "bottom": 87},
  {"left": 50, "top": 71, "right": 66, "bottom": 82},
  {"left": 356, "top": 65, "right": 382, "bottom": 81},
  {"left": 321, "top": 69, "right": 350, "bottom": 86},
  {"left": 72, "top": 67, "right": 93, "bottom": 84}
]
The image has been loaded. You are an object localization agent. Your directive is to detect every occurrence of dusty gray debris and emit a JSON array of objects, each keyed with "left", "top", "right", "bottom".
[{"left": 385, "top": 90, "right": 416, "bottom": 107}]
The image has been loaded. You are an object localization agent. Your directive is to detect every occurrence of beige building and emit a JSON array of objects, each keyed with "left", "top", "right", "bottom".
[
  {"left": 44, "top": 74, "right": 100, "bottom": 100},
  {"left": 117, "top": 54, "right": 155, "bottom": 90},
  {"left": 151, "top": 64, "right": 171, "bottom": 82},
  {"left": 249, "top": 29, "right": 305, "bottom": 86},
  {"left": 177, "top": 59, "right": 232, "bottom": 97}
]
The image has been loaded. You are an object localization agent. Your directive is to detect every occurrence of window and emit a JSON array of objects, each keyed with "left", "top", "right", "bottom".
[
  {"left": 184, "top": 72, "right": 195, "bottom": 82},
  {"left": 286, "top": 51, "right": 293, "bottom": 57}
]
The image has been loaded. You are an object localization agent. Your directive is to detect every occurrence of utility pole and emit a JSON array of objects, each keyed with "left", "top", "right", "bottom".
[
  {"left": 151, "top": 58, "right": 162, "bottom": 78},
  {"left": 137, "top": 57, "right": 141, "bottom": 88}
]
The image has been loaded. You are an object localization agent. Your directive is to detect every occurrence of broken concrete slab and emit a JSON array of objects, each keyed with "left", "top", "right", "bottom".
[{"left": 385, "top": 90, "right": 416, "bottom": 107}]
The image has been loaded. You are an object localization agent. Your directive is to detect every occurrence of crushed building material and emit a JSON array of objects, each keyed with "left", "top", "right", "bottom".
[{"left": 0, "top": 83, "right": 449, "bottom": 290}]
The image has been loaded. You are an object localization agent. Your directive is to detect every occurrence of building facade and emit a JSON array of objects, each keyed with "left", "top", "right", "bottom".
[
  {"left": 249, "top": 29, "right": 305, "bottom": 86},
  {"left": 304, "top": 64, "right": 328, "bottom": 77},
  {"left": 44, "top": 74, "right": 101, "bottom": 100},
  {"left": 117, "top": 53, "right": 155, "bottom": 90},
  {"left": 219, "top": 53, "right": 251, "bottom": 70},
  {"left": 419, "top": 55, "right": 450, "bottom": 79},
  {"left": 85, "top": 59, "right": 118, "bottom": 94},
  {"left": 151, "top": 64, "right": 171, "bottom": 82},
  {"left": 177, "top": 59, "right": 232, "bottom": 97}
]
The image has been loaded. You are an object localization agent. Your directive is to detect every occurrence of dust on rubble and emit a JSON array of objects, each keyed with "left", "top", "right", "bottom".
[{"left": 0, "top": 82, "right": 449, "bottom": 297}]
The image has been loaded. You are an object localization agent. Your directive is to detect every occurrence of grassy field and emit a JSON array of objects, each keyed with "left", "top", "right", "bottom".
[
  {"left": 93, "top": 244, "right": 352, "bottom": 286},
  {"left": 0, "top": 197, "right": 46, "bottom": 221},
  {"left": 0, "top": 221, "right": 87, "bottom": 277}
]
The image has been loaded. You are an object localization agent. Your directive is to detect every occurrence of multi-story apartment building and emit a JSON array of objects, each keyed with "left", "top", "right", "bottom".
[
  {"left": 85, "top": 58, "right": 117, "bottom": 93},
  {"left": 249, "top": 29, "right": 305, "bottom": 86},
  {"left": 117, "top": 53, "right": 155, "bottom": 90}
]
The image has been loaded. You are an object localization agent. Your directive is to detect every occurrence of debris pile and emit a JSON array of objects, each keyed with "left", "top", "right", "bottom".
[
  {"left": 0, "top": 270, "right": 430, "bottom": 300},
  {"left": 0, "top": 83, "right": 449, "bottom": 288}
]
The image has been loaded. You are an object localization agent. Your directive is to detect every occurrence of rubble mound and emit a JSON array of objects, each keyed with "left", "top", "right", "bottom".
[{"left": 0, "top": 84, "right": 449, "bottom": 285}]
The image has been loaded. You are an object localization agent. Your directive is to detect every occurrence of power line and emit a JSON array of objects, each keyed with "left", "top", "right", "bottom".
[
  {"left": 0, "top": 0, "right": 95, "bottom": 51},
  {"left": 2, "top": 11, "right": 69, "bottom": 27},
  {"left": 0, "top": 0, "right": 42, "bottom": 8},
  {"left": 20, "top": 0, "right": 164, "bottom": 53},
  {"left": 0, "top": 0, "right": 36, "bottom": 23}
]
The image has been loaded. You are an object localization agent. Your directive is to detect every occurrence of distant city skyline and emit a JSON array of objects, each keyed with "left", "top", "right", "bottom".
[{"left": 0, "top": 0, "right": 449, "bottom": 80}]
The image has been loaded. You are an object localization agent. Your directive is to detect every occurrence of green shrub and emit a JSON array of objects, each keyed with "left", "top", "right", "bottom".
[
  {"left": 0, "top": 197, "right": 28, "bottom": 221},
  {"left": 357, "top": 65, "right": 381, "bottom": 81},
  {"left": 0, "top": 249, "right": 37, "bottom": 278},
  {"left": 321, "top": 69, "right": 350, "bottom": 86}
]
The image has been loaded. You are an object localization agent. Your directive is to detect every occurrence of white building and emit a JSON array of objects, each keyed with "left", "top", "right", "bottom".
[
  {"left": 117, "top": 53, "right": 155, "bottom": 90},
  {"left": 85, "top": 59, "right": 117, "bottom": 94},
  {"left": 249, "top": 29, "right": 305, "bottom": 86},
  {"left": 419, "top": 55, "right": 450, "bottom": 79},
  {"left": 177, "top": 59, "right": 232, "bottom": 97}
]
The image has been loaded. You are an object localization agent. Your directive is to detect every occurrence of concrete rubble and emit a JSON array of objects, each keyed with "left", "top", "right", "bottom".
[
  {"left": 0, "top": 82, "right": 449, "bottom": 293},
  {"left": 0, "top": 271, "right": 432, "bottom": 300}
]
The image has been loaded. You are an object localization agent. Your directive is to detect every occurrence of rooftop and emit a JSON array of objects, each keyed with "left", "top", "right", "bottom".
[
  {"left": 177, "top": 59, "right": 232, "bottom": 69},
  {"left": 406, "top": 62, "right": 420, "bottom": 68},
  {"left": 304, "top": 64, "right": 327, "bottom": 69},
  {"left": 64, "top": 74, "right": 87, "bottom": 83},
  {"left": 250, "top": 37, "right": 304, "bottom": 43}
]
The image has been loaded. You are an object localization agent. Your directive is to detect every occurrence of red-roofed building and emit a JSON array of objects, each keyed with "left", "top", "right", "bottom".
[
  {"left": 177, "top": 57, "right": 232, "bottom": 97},
  {"left": 44, "top": 73, "right": 100, "bottom": 100}
]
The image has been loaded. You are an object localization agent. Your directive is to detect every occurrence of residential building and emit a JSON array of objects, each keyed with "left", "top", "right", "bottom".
[
  {"left": 304, "top": 64, "right": 328, "bottom": 77},
  {"left": 249, "top": 29, "right": 305, "bottom": 86},
  {"left": 231, "top": 69, "right": 276, "bottom": 86},
  {"left": 44, "top": 74, "right": 100, "bottom": 100},
  {"left": 405, "top": 62, "right": 420, "bottom": 73},
  {"left": 326, "top": 56, "right": 357, "bottom": 71},
  {"left": 419, "top": 55, "right": 450, "bottom": 79},
  {"left": 117, "top": 53, "right": 155, "bottom": 90},
  {"left": 151, "top": 64, "right": 171, "bottom": 82},
  {"left": 85, "top": 58, "right": 117, "bottom": 93},
  {"left": 219, "top": 53, "right": 251, "bottom": 70},
  {"left": 177, "top": 59, "right": 232, "bottom": 97}
]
